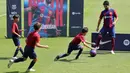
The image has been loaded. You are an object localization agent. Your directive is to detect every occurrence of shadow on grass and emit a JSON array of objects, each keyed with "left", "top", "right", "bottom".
[
  {"left": 5, "top": 71, "right": 31, "bottom": 73},
  {"left": 4, "top": 71, "right": 19, "bottom": 73},
  {"left": 58, "top": 59, "right": 74, "bottom": 62},
  {"left": 57, "top": 59, "right": 88, "bottom": 63},
  {"left": 0, "top": 57, "right": 11, "bottom": 60},
  {"left": 20, "top": 71, "right": 30, "bottom": 73},
  {"left": 73, "top": 50, "right": 130, "bottom": 55}
]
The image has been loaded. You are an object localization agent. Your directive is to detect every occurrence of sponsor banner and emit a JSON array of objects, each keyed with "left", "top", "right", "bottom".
[
  {"left": 7, "top": 0, "right": 21, "bottom": 38},
  {"left": 24, "top": 0, "right": 67, "bottom": 37},
  {"left": 69, "top": 0, "right": 84, "bottom": 37},
  {"left": 92, "top": 33, "right": 130, "bottom": 51}
]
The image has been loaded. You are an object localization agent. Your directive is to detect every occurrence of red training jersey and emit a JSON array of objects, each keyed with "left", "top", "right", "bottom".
[
  {"left": 12, "top": 22, "right": 19, "bottom": 36},
  {"left": 26, "top": 31, "right": 40, "bottom": 48},
  {"left": 71, "top": 33, "right": 86, "bottom": 45},
  {"left": 100, "top": 8, "right": 118, "bottom": 28}
]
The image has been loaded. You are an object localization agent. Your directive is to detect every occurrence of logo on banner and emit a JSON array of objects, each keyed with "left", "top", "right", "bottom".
[
  {"left": 41, "top": 24, "right": 56, "bottom": 29},
  {"left": 123, "top": 39, "right": 130, "bottom": 46},
  {"left": 71, "top": 26, "right": 82, "bottom": 28},
  {"left": 100, "top": 40, "right": 111, "bottom": 45},
  {"left": 12, "top": 5, "right": 17, "bottom": 10},
  {"left": 72, "top": 12, "right": 81, "bottom": 15}
]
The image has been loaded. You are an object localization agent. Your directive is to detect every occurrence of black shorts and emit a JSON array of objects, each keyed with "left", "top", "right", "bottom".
[
  {"left": 12, "top": 37, "right": 20, "bottom": 46},
  {"left": 23, "top": 46, "right": 37, "bottom": 59},
  {"left": 67, "top": 43, "right": 83, "bottom": 54}
]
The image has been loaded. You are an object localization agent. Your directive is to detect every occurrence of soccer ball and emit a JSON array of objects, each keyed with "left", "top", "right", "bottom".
[{"left": 90, "top": 49, "right": 97, "bottom": 57}]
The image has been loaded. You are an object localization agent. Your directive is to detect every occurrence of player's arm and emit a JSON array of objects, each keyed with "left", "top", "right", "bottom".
[
  {"left": 80, "top": 36, "right": 94, "bottom": 49},
  {"left": 113, "top": 10, "right": 118, "bottom": 25},
  {"left": 97, "top": 18, "right": 102, "bottom": 28},
  {"left": 12, "top": 25, "right": 21, "bottom": 37},
  {"left": 85, "top": 41, "right": 96, "bottom": 46},
  {"left": 83, "top": 42, "right": 94, "bottom": 49},
  {"left": 19, "top": 29, "right": 25, "bottom": 33},
  {"left": 96, "top": 11, "right": 103, "bottom": 32},
  {"left": 36, "top": 43, "right": 49, "bottom": 49},
  {"left": 35, "top": 36, "right": 49, "bottom": 49}
]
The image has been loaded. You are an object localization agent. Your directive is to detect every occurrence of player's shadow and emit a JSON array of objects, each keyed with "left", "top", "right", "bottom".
[
  {"left": 0, "top": 57, "right": 11, "bottom": 60},
  {"left": 5, "top": 71, "right": 30, "bottom": 73},
  {"left": 58, "top": 59, "right": 74, "bottom": 62},
  {"left": 73, "top": 50, "right": 130, "bottom": 56},
  {"left": 21, "top": 71, "right": 30, "bottom": 73},
  {"left": 73, "top": 51, "right": 110, "bottom": 55},
  {"left": 5, "top": 71, "right": 19, "bottom": 73},
  {"left": 58, "top": 59, "right": 88, "bottom": 63}
]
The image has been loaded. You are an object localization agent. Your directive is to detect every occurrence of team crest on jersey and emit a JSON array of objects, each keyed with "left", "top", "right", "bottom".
[{"left": 109, "top": 12, "right": 112, "bottom": 15}]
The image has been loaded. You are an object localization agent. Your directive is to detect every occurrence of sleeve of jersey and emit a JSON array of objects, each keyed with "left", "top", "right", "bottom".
[
  {"left": 12, "top": 24, "right": 15, "bottom": 33},
  {"left": 36, "top": 35, "right": 40, "bottom": 43},
  {"left": 80, "top": 36, "right": 86, "bottom": 43},
  {"left": 113, "top": 10, "right": 118, "bottom": 18},
  {"left": 99, "top": 11, "right": 104, "bottom": 19}
]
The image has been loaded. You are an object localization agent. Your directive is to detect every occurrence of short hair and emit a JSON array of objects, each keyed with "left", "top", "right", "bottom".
[
  {"left": 13, "top": 14, "right": 19, "bottom": 19},
  {"left": 82, "top": 27, "right": 88, "bottom": 33},
  {"left": 103, "top": 0, "right": 109, "bottom": 5},
  {"left": 34, "top": 22, "right": 42, "bottom": 30}
]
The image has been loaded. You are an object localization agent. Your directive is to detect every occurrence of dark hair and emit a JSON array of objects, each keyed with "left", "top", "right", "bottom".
[
  {"left": 13, "top": 14, "right": 19, "bottom": 19},
  {"left": 34, "top": 22, "right": 42, "bottom": 30},
  {"left": 103, "top": 0, "right": 109, "bottom": 5},
  {"left": 82, "top": 27, "right": 88, "bottom": 33}
]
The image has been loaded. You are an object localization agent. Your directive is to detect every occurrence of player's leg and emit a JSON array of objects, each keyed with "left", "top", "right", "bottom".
[
  {"left": 27, "top": 59, "right": 37, "bottom": 72},
  {"left": 16, "top": 38, "right": 24, "bottom": 56},
  {"left": 17, "top": 38, "right": 24, "bottom": 55},
  {"left": 14, "top": 46, "right": 29, "bottom": 63},
  {"left": 110, "top": 27, "right": 116, "bottom": 54},
  {"left": 12, "top": 37, "right": 19, "bottom": 57},
  {"left": 26, "top": 52, "right": 37, "bottom": 72},
  {"left": 8, "top": 57, "right": 27, "bottom": 68},
  {"left": 54, "top": 43, "right": 73, "bottom": 61},
  {"left": 95, "top": 27, "right": 105, "bottom": 47},
  {"left": 75, "top": 45, "right": 83, "bottom": 59},
  {"left": 12, "top": 37, "right": 23, "bottom": 57},
  {"left": 8, "top": 46, "right": 28, "bottom": 68}
]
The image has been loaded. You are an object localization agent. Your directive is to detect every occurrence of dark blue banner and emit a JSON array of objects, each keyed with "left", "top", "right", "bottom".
[
  {"left": 92, "top": 33, "right": 130, "bottom": 51},
  {"left": 24, "top": 0, "right": 67, "bottom": 37},
  {"left": 7, "top": 0, "right": 21, "bottom": 38},
  {"left": 69, "top": 0, "right": 84, "bottom": 37}
]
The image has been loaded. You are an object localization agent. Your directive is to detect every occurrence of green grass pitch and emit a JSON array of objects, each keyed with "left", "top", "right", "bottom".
[{"left": 0, "top": 0, "right": 130, "bottom": 73}]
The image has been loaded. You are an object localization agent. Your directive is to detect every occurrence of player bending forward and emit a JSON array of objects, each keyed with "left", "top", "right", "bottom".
[
  {"left": 8, "top": 22, "right": 49, "bottom": 72},
  {"left": 54, "top": 27, "right": 95, "bottom": 61}
]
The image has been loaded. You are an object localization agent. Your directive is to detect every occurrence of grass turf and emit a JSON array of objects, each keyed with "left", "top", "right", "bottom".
[{"left": 0, "top": 0, "right": 130, "bottom": 73}]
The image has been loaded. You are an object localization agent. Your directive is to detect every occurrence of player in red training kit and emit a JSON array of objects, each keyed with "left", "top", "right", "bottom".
[
  {"left": 8, "top": 22, "right": 49, "bottom": 72},
  {"left": 54, "top": 27, "right": 95, "bottom": 61},
  {"left": 11, "top": 15, "right": 24, "bottom": 58}
]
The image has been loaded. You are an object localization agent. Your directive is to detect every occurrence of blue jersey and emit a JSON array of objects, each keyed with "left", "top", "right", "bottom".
[
  {"left": 100, "top": 9, "right": 117, "bottom": 28},
  {"left": 32, "top": 2, "right": 55, "bottom": 24},
  {"left": 28, "top": 2, "right": 55, "bottom": 37}
]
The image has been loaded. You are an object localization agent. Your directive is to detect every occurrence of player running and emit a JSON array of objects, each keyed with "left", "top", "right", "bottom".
[
  {"left": 8, "top": 22, "right": 49, "bottom": 72},
  {"left": 11, "top": 15, "right": 24, "bottom": 58},
  {"left": 54, "top": 27, "right": 95, "bottom": 61},
  {"left": 95, "top": 0, "right": 118, "bottom": 54}
]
